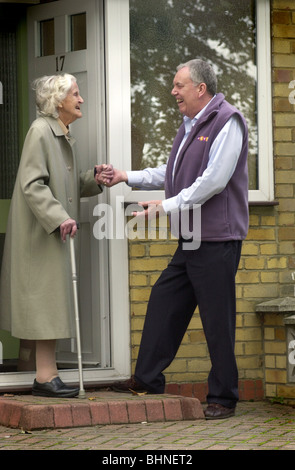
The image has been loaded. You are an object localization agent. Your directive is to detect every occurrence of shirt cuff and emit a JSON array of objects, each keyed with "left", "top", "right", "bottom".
[
  {"left": 126, "top": 170, "right": 144, "bottom": 187},
  {"left": 162, "top": 196, "right": 179, "bottom": 214}
]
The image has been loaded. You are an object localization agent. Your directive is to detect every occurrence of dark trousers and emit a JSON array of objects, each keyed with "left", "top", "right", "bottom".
[{"left": 134, "top": 240, "right": 242, "bottom": 408}]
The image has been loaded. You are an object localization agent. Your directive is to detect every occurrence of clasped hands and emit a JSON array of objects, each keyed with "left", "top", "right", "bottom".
[{"left": 94, "top": 164, "right": 164, "bottom": 219}]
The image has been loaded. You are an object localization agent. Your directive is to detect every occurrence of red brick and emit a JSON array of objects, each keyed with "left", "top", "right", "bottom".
[
  {"left": 273, "top": 11, "right": 291, "bottom": 25},
  {"left": 255, "top": 380, "right": 265, "bottom": 400},
  {"left": 71, "top": 403, "right": 91, "bottom": 427},
  {"left": 242, "top": 380, "right": 256, "bottom": 400},
  {"left": 108, "top": 401, "right": 128, "bottom": 424},
  {"left": 163, "top": 398, "right": 182, "bottom": 421},
  {"left": 8, "top": 403, "right": 23, "bottom": 428},
  {"left": 238, "top": 379, "right": 265, "bottom": 401},
  {"left": 127, "top": 400, "right": 147, "bottom": 423},
  {"left": 179, "top": 383, "right": 193, "bottom": 397},
  {"left": 180, "top": 397, "right": 205, "bottom": 420},
  {"left": 89, "top": 402, "right": 110, "bottom": 425},
  {"left": 53, "top": 404, "right": 73, "bottom": 428},
  {"left": 273, "top": 69, "right": 293, "bottom": 83},
  {"left": 145, "top": 399, "right": 165, "bottom": 422},
  {"left": 192, "top": 382, "right": 208, "bottom": 403},
  {"left": 0, "top": 401, "right": 13, "bottom": 426},
  {"left": 165, "top": 383, "right": 179, "bottom": 395},
  {"left": 19, "top": 405, "right": 54, "bottom": 431}
]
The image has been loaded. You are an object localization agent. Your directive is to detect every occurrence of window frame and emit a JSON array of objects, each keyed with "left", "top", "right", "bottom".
[
  {"left": 253, "top": 0, "right": 274, "bottom": 203},
  {"left": 105, "top": 0, "right": 273, "bottom": 205}
]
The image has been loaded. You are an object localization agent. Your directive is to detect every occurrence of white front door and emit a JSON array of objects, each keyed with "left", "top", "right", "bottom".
[
  {"left": 0, "top": 0, "right": 131, "bottom": 390},
  {"left": 27, "top": 0, "right": 110, "bottom": 372}
]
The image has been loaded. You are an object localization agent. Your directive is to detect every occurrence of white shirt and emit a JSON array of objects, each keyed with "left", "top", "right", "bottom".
[{"left": 127, "top": 103, "right": 244, "bottom": 214}]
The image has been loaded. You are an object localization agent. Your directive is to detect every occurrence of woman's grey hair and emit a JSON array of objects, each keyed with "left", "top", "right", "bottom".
[
  {"left": 32, "top": 73, "right": 77, "bottom": 118},
  {"left": 177, "top": 59, "right": 217, "bottom": 96}
]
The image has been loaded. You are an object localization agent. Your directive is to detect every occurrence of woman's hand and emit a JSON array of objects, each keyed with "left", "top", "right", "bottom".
[
  {"left": 95, "top": 165, "right": 128, "bottom": 187},
  {"left": 60, "top": 218, "right": 78, "bottom": 241},
  {"left": 94, "top": 164, "right": 114, "bottom": 185}
]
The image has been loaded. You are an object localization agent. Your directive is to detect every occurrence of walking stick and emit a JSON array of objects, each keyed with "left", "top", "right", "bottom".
[{"left": 69, "top": 235, "right": 86, "bottom": 399}]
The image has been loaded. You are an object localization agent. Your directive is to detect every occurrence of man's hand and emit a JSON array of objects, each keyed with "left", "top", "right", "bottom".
[
  {"left": 60, "top": 218, "right": 78, "bottom": 241},
  {"left": 95, "top": 166, "right": 128, "bottom": 187},
  {"left": 132, "top": 200, "right": 165, "bottom": 219}
]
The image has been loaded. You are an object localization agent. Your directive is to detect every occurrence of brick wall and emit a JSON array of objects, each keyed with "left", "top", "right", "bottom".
[
  {"left": 258, "top": 0, "right": 295, "bottom": 403},
  {"left": 128, "top": 0, "right": 295, "bottom": 403}
]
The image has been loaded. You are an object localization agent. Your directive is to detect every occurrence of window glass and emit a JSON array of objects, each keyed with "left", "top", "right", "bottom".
[
  {"left": 130, "top": 0, "right": 257, "bottom": 190},
  {"left": 39, "top": 18, "right": 54, "bottom": 56},
  {"left": 70, "top": 13, "right": 87, "bottom": 51}
]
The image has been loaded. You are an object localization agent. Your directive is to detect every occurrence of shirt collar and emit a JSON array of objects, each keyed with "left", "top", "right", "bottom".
[{"left": 183, "top": 94, "right": 216, "bottom": 131}]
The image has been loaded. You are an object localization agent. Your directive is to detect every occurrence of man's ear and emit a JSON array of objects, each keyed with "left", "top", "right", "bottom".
[{"left": 197, "top": 82, "right": 207, "bottom": 97}]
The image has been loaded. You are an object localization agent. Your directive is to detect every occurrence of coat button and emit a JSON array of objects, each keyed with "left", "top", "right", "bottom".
[{"left": 68, "top": 197, "right": 72, "bottom": 203}]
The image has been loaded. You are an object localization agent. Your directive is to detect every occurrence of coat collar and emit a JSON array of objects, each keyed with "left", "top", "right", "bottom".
[{"left": 43, "top": 116, "right": 76, "bottom": 146}]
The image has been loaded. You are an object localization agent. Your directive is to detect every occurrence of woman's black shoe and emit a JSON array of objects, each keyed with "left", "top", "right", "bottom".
[{"left": 32, "top": 376, "right": 79, "bottom": 398}]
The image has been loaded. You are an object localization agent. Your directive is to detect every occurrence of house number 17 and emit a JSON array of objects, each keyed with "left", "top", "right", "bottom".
[{"left": 56, "top": 55, "right": 65, "bottom": 72}]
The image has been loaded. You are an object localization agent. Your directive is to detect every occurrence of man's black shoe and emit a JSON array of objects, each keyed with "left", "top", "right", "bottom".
[
  {"left": 112, "top": 375, "right": 149, "bottom": 394},
  {"left": 32, "top": 376, "right": 79, "bottom": 398},
  {"left": 204, "top": 403, "right": 235, "bottom": 420}
]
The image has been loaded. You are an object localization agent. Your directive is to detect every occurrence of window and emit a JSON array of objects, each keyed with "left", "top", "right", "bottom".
[
  {"left": 38, "top": 18, "right": 54, "bottom": 56},
  {"left": 129, "top": 0, "right": 273, "bottom": 202},
  {"left": 69, "top": 13, "right": 87, "bottom": 51}
]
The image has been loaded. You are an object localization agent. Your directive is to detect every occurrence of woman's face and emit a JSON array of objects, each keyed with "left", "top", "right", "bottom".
[{"left": 58, "top": 82, "right": 84, "bottom": 126}]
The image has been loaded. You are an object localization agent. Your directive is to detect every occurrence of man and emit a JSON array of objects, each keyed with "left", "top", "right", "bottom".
[{"left": 97, "top": 59, "right": 248, "bottom": 419}]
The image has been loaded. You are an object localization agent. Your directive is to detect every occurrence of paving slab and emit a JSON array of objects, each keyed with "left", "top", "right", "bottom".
[{"left": 0, "top": 401, "right": 295, "bottom": 451}]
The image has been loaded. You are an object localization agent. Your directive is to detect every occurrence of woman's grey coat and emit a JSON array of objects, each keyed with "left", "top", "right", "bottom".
[{"left": 0, "top": 116, "right": 102, "bottom": 340}]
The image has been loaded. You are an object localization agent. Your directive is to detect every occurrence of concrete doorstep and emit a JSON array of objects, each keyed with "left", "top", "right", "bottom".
[{"left": 0, "top": 391, "right": 204, "bottom": 431}]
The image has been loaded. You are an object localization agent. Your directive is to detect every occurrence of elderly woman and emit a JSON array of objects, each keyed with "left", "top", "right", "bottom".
[{"left": 0, "top": 73, "right": 112, "bottom": 397}]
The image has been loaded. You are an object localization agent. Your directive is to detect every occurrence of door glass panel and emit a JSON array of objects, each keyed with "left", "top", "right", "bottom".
[
  {"left": 39, "top": 18, "right": 54, "bottom": 56},
  {"left": 129, "top": 0, "right": 257, "bottom": 190},
  {"left": 70, "top": 13, "right": 86, "bottom": 51},
  {"left": 0, "top": 32, "right": 19, "bottom": 197}
]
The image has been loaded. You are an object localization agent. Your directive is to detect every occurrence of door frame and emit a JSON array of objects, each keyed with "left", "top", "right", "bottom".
[{"left": 104, "top": 0, "right": 131, "bottom": 382}]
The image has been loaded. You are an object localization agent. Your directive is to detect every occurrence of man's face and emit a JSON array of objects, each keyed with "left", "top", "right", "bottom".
[{"left": 171, "top": 66, "right": 201, "bottom": 119}]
